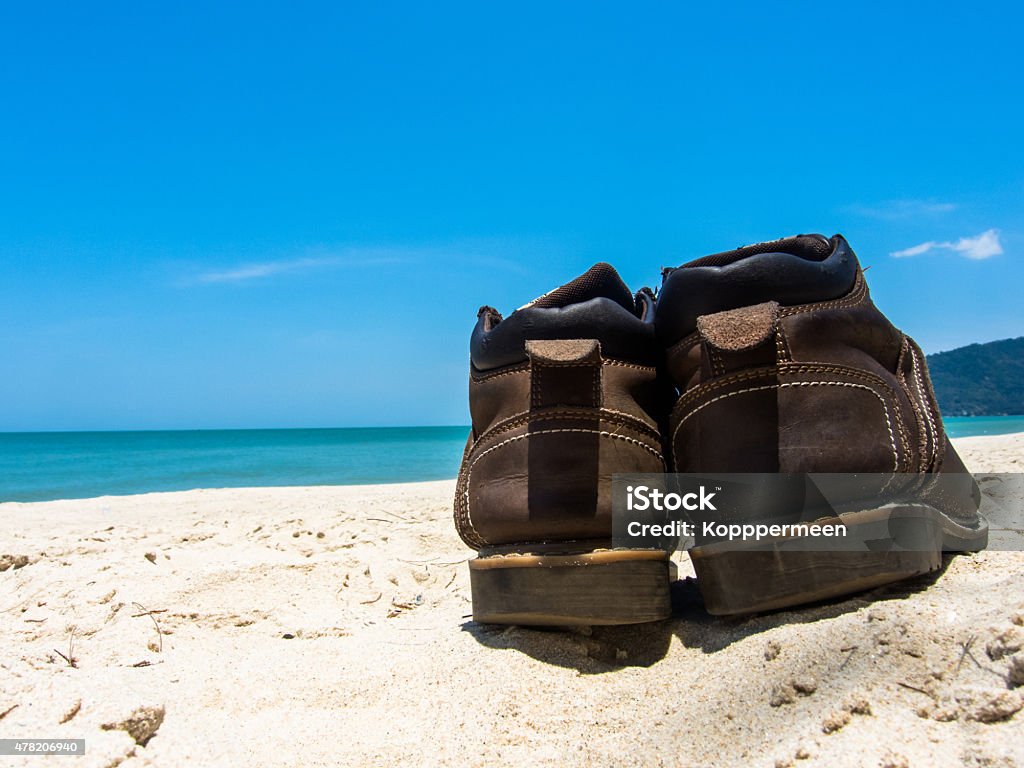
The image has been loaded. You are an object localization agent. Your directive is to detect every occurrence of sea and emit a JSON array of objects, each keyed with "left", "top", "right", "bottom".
[
  {"left": 0, "top": 427, "right": 468, "bottom": 503},
  {"left": 0, "top": 416, "right": 1021, "bottom": 504}
]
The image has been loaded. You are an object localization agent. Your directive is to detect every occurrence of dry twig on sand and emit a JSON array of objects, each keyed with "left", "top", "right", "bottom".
[
  {"left": 54, "top": 627, "right": 78, "bottom": 668},
  {"left": 955, "top": 634, "right": 977, "bottom": 677},
  {"left": 896, "top": 681, "right": 933, "bottom": 698},
  {"left": 132, "top": 602, "right": 164, "bottom": 653}
]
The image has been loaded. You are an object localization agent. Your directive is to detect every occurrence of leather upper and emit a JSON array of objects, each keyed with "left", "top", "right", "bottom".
[
  {"left": 454, "top": 237, "right": 982, "bottom": 555},
  {"left": 661, "top": 234, "right": 980, "bottom": 527},
  {"left": 656, "top": 234, "right": 858, "bottom": 346},
  {"left": 455, "top": 270, "right": 668, "bottom": 551}
]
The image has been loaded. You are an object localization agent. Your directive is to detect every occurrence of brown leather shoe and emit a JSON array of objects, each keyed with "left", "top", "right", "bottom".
[
  {"left": 455, "top": 264, "right": 674, "bottom": 625},
  {"left": 656, "top": 234, "right": 988, "bottom": 614}
]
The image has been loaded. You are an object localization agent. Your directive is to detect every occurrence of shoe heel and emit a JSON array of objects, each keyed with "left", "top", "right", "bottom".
[
  {"left": 469, "top": 550, "right": 673, "bottom": 626},
  {"left": 690, "top": 504, "right": 945, "bottom": 615}
]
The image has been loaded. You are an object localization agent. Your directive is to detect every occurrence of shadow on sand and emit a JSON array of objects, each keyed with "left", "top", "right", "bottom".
[{"left": 462, "top": 554, "right": 956, "bottom": 674}]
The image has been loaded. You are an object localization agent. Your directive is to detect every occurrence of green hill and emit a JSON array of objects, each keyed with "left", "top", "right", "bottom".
[{"left": 926, "top": 336, "right": 1024, "bottom": 416}]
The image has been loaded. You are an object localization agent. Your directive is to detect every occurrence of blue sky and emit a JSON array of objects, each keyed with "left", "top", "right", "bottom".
[{"left": 1, "top": 2, "right": 1021, "bottom": 431}]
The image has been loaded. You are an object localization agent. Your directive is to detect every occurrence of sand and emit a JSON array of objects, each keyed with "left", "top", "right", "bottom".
[{"left": 1, "top": 433, "right": 1022, "bottom": 767}]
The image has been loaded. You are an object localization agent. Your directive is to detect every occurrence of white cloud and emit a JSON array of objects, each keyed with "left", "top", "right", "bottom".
[
  {"left": 889, "top": 241, "right": 937, "bottom": 258},
  {"left": 191, "top": 252, "right": 407, "bottom": 285},
  {"left": 890, "top": 229, "right": 1003, "bottom": 260},
  {"left": 196, "top": 257, "right": 340, "bottom": 284},
  {"left": 846, "top": 200, "right": 957, "bottom": 220},
  {"left": 181, "top": 237, "right": 560, "bottom": 286}
]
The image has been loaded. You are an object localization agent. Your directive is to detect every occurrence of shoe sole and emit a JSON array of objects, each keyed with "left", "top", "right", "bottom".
[
  {"left": 468, "top": 550, "right": 673, "bottom": 626},
  {"left": 689, "top": 503, "right": 988, "bottom": 615}
]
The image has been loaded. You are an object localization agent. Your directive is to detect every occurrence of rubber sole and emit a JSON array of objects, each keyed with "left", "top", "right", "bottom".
[
  {"left": 690, "top": 504, "right": 988, "bottom": 615},
  {"left": 468, "top": 550, "right": 673, "bottom": 626}
]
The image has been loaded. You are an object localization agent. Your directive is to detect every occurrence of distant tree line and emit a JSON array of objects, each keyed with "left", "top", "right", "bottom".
[{"left": 926, "top": 336, "right": 1024, "bottom": 416}]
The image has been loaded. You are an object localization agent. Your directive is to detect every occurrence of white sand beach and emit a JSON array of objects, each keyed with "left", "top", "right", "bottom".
[{"left": 1, "top": 433, "right": 1022, "bottom": 768}]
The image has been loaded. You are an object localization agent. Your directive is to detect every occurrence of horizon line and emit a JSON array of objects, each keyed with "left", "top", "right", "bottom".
[{"left": 0, "top": 424, "right": 472, "bottom": 435}]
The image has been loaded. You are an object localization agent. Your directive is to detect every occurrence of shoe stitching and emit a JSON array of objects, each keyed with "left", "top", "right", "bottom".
[
  {"left": 777, "top": 271, "right": 869, "bottom": 317},
  {"left": 896, "top": 336, "right": 929, "bottom": 472},
  {"left": 478, "top": 407, "right": 662, "bottom": 445},
  {"left": 671, "top": 368, "right": 776, "bottom": 421},
  {"left": 670, "top": 380, "right": 900, "bottom": 476},
  {"left": 530, "top": 361, "right": 602, "bottom": 368},
  {"left": 525, "top": 353, "right": 604, "bottom": 409},
  {"left": 671, "top": 360, "right": 913, "bottom": 462},
  {"left": 454, "top": 464, "right": 487, "bottom": 548},
  {"left": 909, "top": 343, "right": 940, "bottom": 471},
  {"left": 470, "top": 363, "right": 530, "bottom": 383},
  {"left": 910, "top": 337, "right": 948, "bottom": 472},
  {"left": 667, "top": 332, "right": 701, "bottom": 361},
  {"left": 456, "top": 410, "right": 663, "bottom": 547},
  {"left": 603, "top": 360, "right": 657, "bottom": 372},
  {"left": 672, "top": 362, "right": 907, "bottom": 423},
  {"left": 460, "top": 429, "right": 666, "bottom": 547},
  {"left": 471, "top": 358, "right": 656, "bottom": 384},
  {"left": 706, "top": 344, "right": 724, "bottom": 376},
  {"left": 454, "top": 481, "right": 487, "bottom": 548},
  {"left": 774, "top": 323, "right": 791, "bottom": 363}
]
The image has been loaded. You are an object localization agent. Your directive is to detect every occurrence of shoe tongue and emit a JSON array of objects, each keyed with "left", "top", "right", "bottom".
[{"left": 522, "top": 262, "right": 635, "bottom": 313}]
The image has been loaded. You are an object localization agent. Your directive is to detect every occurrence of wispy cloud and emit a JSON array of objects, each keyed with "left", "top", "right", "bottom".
[
  {"left": 180, "top": 238, "right": 560, "bottom": 287},
  {"left": 890, "top": 229, "right": 1004, "bottom": 260},
  {"left": 189, "top": 252, "right": 405, "bottom": 285},
  {"left": 845, "top": 199, "right": 957, "bottom": 221},
  {"left": 196, "top": 257, "right": 341, "bottom": 284}
]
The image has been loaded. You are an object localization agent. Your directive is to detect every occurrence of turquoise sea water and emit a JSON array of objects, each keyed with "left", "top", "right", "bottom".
[
  {"left": 943, "top": 415, "right": 1024, "bottom": 438},
  {"left": 0, "top": 427, "right": 468, "bottom": 503},
  {"left": 0, "top": 417, "right": 1020, "bottom": 503}
]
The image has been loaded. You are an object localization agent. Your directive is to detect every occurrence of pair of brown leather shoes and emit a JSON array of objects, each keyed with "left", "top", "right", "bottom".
[{"left": 454, "top": 234, "right": 987, "bottom": 625}]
